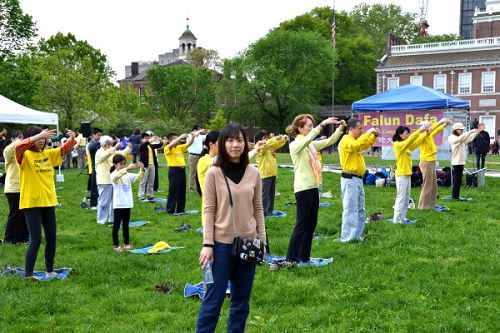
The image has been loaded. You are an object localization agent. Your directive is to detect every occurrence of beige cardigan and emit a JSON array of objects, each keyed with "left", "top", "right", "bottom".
[{"left": 203, "top": 165, "right": 266, "bottom": 246}]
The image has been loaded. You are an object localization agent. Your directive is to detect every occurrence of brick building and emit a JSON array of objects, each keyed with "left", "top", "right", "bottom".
[
  {"left": 377, "top": 0, "right": 500, "bottom": 142},
  {"left": 118, "top": 22, "right": 197, "bottom": 94}
]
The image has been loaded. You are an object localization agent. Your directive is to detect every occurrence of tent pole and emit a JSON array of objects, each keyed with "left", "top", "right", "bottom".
[{"left": 56, "top": 122, "right": 61, "bottom": 176}]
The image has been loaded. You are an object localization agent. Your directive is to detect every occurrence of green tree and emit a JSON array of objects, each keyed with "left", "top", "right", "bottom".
[
  {"left": 413, "top": 33, "right": 463, "bottom": 44},
  {"left": 186, "top": 47, "right": 221, "bottom": 71},
  {"left": 229, "top": 30, "right": 335, "bottom": 130},
  {"left": 147, "top": 64, "right": 216, "bottom": 124},
  {"left": 0, "top": 0, "right": 37, "bottom": 59},
  {"left": 32, "top": 33, "right": 115, "bottom": 128},
  {"left": 206, "top": 109, "right": 228, "bottom": 130},
  {"left": 350, "top": 3, "right": 418, "bottom": 57},
  {"left": 0, "top": 53, "right": 39, "bottom": 106}
]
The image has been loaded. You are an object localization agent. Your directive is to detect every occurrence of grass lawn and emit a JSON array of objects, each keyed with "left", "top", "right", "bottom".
[{"left": 0, "top": 159, "right": 499, "bottom": 332}]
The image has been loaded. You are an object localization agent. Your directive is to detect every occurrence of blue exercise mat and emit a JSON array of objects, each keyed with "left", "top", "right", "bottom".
[
  {"left": 319, "top": 202, "right": 331, "bottom": 207},
  {"left": 154, "top": 198, "right": 168, "bottom": 204},
  {"left": 266, "top": 255, "right": 334, "bottom": 267},
  {"left": 434, "top": 205, "right": 449, "bottom": 212},
  {"left": 184, "top": 281, "right": 231, "bottom": 300},
  {"left": 129, "top": 245, "right": 184, "bottom": 254},
  {"left": 173, "top": 210, "right": 199, "bottom": 216},
  {"left": 270, "top": 210, "right": 287, "bottom": 218},
  {"left": 386, "top": 218, "right": 417, "bottom": 224},
  {"left": 108, "top": 220, "right": 149, "bottom": 228},
  {"left": 2, "top": 266, "right": 72, "bottom": 280},
  {"left": 441, "top": 195, "right": 473, "bottom": 202}
]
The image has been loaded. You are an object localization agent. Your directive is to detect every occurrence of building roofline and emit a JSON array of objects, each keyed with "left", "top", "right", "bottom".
[{"left": 376, "top": 60, "right": 500, "bottom": 73}]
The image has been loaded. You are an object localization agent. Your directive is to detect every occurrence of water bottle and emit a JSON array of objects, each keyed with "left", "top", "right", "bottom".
[{"left": 203, "top": 262, "right": 214, "bottom": 285}]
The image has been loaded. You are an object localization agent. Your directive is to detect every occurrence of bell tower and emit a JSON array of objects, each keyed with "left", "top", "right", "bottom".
[{"left": 179, "top": 18, "right": 197, "bottom": 58}]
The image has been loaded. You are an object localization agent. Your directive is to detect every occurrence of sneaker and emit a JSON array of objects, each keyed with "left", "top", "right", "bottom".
[
  {"left": 139, "top": 197, "right": 148, "bottom": 202},
  {"left": 113, "top": 246, "right": 123, "bottom": 252},
  {"left": 174, "top": 223, "right": 191, "bottom": 232},
  {"left": 123, "top": 244, "right": 134, "bottom": 250},
  {"left": 269, "top": 262, "right": 280, "bottom": 271},
  {"left": 90, "top": 207, "right": 97, "bottom": 211},
  {"left": 147, "top": 197, "right": 155, "bottom": 202},
  {"left": 280, "top": 260, "right": 297, "bottom": 269}
]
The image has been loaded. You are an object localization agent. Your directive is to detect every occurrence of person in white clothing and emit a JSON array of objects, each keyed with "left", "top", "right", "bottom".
[
  {"left": 448, "top": 122, "right": 479, "bottom": 200},
  {"left": 188, "top": 125, "right": 207, "bottom": 192},
  {"left": 110, "top": 154, "right": 144, "bottom": 252}
]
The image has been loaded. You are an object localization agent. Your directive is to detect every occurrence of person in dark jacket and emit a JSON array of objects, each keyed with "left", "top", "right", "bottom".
[
  {"left": 129, "top": 129, "right": 142, "bottom": 163},
  {"left": 138, "top": 132, "right": 163, "bottom": 201},
  {"left": 473, "top": 123, "right": 490, "bottom": 170}
]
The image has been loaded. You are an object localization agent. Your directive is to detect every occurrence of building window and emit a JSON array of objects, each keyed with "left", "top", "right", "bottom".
[
  {"left": 482, "top": 72, "right": 495, "bottom": 93},
  {"left": 139, "top": 86, "right": 145, "bottom": 98},
  {"left": 433, "top": 74, "right": 446, "bottom": 93},
  {"left": 458, "top": 73, "right": 472, "bottom": 94},
  {"left": 387, "top": 77, "right": 399, "bottom": 90},
  {"left": 410, "top": 75, "right": 423, "bottom": 86}
]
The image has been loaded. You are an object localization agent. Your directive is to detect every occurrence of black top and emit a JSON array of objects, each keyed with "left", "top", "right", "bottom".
[
  {"left": 87, "top": 141, "right": 101, "bottom": 169},
  {"left": 224, "top": 162, "right": 246, "bottom": 184},
  {"left": 473, "top": 131, "right": 490, "bottom": 154}
]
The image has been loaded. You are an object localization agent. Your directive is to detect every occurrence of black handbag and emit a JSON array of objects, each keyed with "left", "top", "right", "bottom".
[{"left": 221, "top": 170, "right": 264, "bottom": 265}]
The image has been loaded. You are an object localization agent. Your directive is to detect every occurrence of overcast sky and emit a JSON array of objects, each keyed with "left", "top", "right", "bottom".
[{"left": 19, "top": 0, "right": 460, "bottom": 81}]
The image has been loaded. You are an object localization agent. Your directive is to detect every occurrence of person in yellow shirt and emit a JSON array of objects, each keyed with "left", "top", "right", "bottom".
[
  {"left": 163, "top": 132, "right": 194, "bottom": 214},
  {"left": 338, "top": 118, "right": 379, "bottom": 242},
  {"left": 418, "top": 118, "right": 452, "bottom": 209},
  {"left": 196, "top": 130, "right": 219, "bottom": 227},
  {"left": 3, "top": 130, "right": 29, "bottom": 244},
  {"left": 15, "top": 127, "right": 76, "bottom": 277},
  {"left": 285, "top": 115, "right": 344, "bottom": 264},
  {"left": 254, "top": 131, "right": 288, "bottom": 217},
  {"left": 392, "top": 123, "right": 430, "bottom": 224}
]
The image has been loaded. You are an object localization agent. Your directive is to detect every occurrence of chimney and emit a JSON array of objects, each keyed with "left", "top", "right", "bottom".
[
  {"left": 385, "top": 34, "right": 403, "bottom": 55},
  {"left": 131, "top": 62, "right": 139, "bottom": 76}
]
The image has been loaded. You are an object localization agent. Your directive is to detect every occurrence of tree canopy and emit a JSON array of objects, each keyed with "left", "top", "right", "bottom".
[{"left": 0, "top": 0, "right": 37, "bottom": 59}]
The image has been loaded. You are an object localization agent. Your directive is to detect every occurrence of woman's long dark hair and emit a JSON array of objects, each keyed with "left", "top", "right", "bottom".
[
  {"left": 110, "top": 154, "right": 126, "bottom": 173},
  {"left": 393, "top": 126, "right": 410, "bottom": 142},
  {"left": 215, "top": 124, "right": 249, "bottom": 172}
]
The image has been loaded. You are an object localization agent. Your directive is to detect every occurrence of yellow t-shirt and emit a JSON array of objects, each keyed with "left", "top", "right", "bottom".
[
  {"left": 3, "top": 140, "right": 20, "bottom": 193},
  {"left": 147, "top": 146, "right": 154, "bottom": 165},
  {"left": 339, "top": 133, "right": 376, "bottom": 177},
  {"left": 164, "top": 144, "right": 188, "bottom": 167},
  {"left": 393, "top": 130, "right": 426, "bottom": 176},
  {"left": 18, "top": 148, "right": 62, "bottom": 209},
  {"left": 420, "top": 123, "right": 445, "bottom": 162},
  {"left": 256, "top": 136, "right": 287, "bottom": 179}
]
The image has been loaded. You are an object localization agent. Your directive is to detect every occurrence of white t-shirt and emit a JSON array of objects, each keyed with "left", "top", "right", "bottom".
[
  {"left": 187, "top": 132, "right": 206, "bottom": 155},
  {"left": 111, "top": 169, "right": 142, "bottom": 209}
]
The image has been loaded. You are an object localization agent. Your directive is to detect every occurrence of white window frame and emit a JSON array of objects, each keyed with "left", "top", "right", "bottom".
[
  {"left": 387, "top": 77, "right": 399, "bottom": 90},
  {"left": 482, "top": 71, "right": 496, "bottom": 93},
  {"left": 458, "top": 73, "right": 472, "bottom": 94},
  {"left": 433, "top": 74, "right": 447, "bottom": 93},
  {"left": 410, "top": 75, "right": 423, "bottom": 86}
]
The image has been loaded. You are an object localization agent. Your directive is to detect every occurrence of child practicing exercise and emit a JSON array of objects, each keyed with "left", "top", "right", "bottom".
[{"left": 110, "top": 155, "right": 145, "bottom": 252}]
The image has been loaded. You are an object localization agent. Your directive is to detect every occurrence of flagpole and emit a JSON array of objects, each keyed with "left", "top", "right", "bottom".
[{"left": 331, "top": 0, "right": 336, "bottom": 118}]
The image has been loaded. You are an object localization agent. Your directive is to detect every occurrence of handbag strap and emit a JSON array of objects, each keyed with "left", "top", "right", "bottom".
[{"left": 220, "top": 168, "right": 238, "bottom": 237}]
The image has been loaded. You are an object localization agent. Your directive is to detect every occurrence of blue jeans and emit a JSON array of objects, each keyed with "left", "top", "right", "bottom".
[
  {"left": 340, "top": 177, "right": 366, "bottom": 242},
  {"left": 196, "top": 242, "right": 256, "bottom": 333}
]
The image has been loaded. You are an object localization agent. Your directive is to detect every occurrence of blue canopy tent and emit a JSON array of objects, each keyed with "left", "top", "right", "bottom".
[{"left": 352, "top": 84, "right": 470, "bottom": 111}]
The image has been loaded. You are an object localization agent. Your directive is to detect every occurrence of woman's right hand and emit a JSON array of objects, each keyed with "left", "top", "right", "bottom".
[
  {"left": 321, "top": 117, "right": 338, "bottom": 127},
  {"left": 199, "top": 247, "right": 213, "bottom": 269}
]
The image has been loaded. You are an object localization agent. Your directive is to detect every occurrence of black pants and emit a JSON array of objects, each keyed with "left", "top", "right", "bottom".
[
  {"left": 112, "top": 208, "right": 131, "bottom": 246},
  {"left": 451, "top": 165, "right": 464, "bottom": 199},
  {"left": 476, "top": 153, "right": 487, "bottom": 170},
  {"left": 262, "top": 176, "right": 276, "bottom": 217},
  {"left": 90, "top": 171, "right": 98, "bottom": 207},
  {"left": 153, "top": 162, "right": 159, "bottom": 192},
  {"left": 166, "top": 167, "right": 186, "bottom": 214},
  {"left": 286, "top": 188, "right": 319, "bottom": 262},
  {"left": 4, "top": 193, "right": 29, "bottom": 243},
  {"left": 24, "top": 207, "right": 57, "bottom": 277}
]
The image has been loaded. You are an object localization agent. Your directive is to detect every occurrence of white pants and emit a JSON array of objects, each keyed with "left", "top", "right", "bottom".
[
  {"left": 340, "top": 177, "right": 366, "bottom": 242},
  {"left": 97, "top": 184, "right": 113, "bottom": 224},
  {"left": 393, "top": 175, "right": 411, "bottom": 223},
  {"left": 138, "top": 165, "right": 155, "bottom": 199}
]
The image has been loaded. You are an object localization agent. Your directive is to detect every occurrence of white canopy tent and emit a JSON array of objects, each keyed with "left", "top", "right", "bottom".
[
  {"left": 0, "top": 94, "right": 64, "bottom": 179},
  {"left": 0, "top": 94, "right": 59, "bottom": 126}
]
